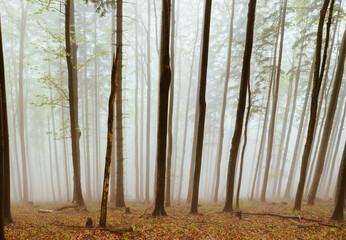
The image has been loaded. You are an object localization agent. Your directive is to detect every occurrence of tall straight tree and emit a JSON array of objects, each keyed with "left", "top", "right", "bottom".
[
  {"left": 0, "top": 21, "right": 12, "bottom": 223},
  {"left": 145, "top": 0, "right": 152, "bottom": 203},
  {"left": 223, "top": 0, "right": 257, "bottom": 212},
  {"left": 261, "top": 0, "right": 287, "bottom": 202},
  {"left": 152, "top": 0, "right": 171, "bottom": 217},
  {"left": 19, "top": 0, "right": 29, "bottom": 203},
  {"left": 294, "top": 0, "right": 332, "bottom": 211},
  {"left": 190, "top": 0, "right": 212, "bottom": 214},
  {"left": 165, "top": 0, "right": 175, "bottom": 207},
  {"left": 116, "top": 0, "right": 126, "bottom": 208},
  {"left": 99, "top": 50, "right": 119, "bottom": 228},
  {"left": 65, "top": 0, "right": 86, "bottom": 210},
  {"left": 307, "top": 3, "right": 341, "bottom": 206},
  {"left": 214, "top": 0, "right": 235, "bottom": 203}
]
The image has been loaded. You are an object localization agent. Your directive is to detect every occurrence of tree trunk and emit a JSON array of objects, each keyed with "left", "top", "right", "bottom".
[
  {"left": 331, "top": 141, "right": 346, "bottom": 221},
  {"left": 307, "top": 26, "right": 345, "bottom": 205},
  {"left": 294, "top": 0, "right": 332, "bottom": 211},
  {"left": 0, "top": 23, "right": 12, "bottom": 223},
  {"left": 223, "top": 0, "right": 257, "bottom": 212},
  {"left": 134, "top": 0, "right": 140, "bottom": 201},
  {"left": 165, "top": 0, "right": 175, "bottom": 207},
  {"left": 47, "top": 116, "right": 56, "bottom": 201},
  {"left": 177, "top": 9, "right": 199, "bottom": 202},
  {"left": 99, "top": 50, "right": 119, "bottom": 227},
  {"left": 65, "top": 0, "right": 86, "bottom": 210},
  {"left": 190, "top": 0, "right": 212, "bottom": 214},
  {"left": 261, "top": 0, "right": 287, "bottom": 202},
  {"left": 236, "top": 73, "right": 251, "bottom": 209},
  {"left": 145, "top": 0, "right": 152, "bottom": 203},
  {"left": 276, "top": 41, "right": 304, "bottom": 198},
  {"left": 214, "top": 0, "right": 235, "bottom": 203},
  {"left": 152, "top": 0, "right": 171, "bottom": 217},
  {"left": 116, "top": 0, "right": 126, "bottom": 208},
  {"left": 19, "top": 1, "right": 29, "bottom": 203}
]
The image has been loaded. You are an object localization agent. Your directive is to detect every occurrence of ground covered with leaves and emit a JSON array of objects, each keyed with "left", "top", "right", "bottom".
[{"left": 4, "top": 200, "right": 345, "bottom": 239}]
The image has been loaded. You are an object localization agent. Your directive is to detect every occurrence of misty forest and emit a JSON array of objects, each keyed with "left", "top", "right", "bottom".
[{"left": 0, "top": 0, "right": 345, "bottom": 239}]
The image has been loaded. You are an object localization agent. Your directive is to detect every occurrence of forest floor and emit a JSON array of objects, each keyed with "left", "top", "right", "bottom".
[{"left": 4, "top": 199, "right": 345, "bottom": 239}]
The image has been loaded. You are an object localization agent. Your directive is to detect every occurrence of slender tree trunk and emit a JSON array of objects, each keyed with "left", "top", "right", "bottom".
[
  {"left": 0, "top": 71, "right": 4, "bottom": 238},
  {"left": 145, "top": 0, "right": 152, "bottom": 203},
  {"left": 177, "top": 10, "right": 199, "bottom": 202},
  {"left": 326, "top": 100, "right": 346, "bottom": 196},
  {"left": 115, "top": 0, "right": 126, "bottom": 208},
  {"left": 261, "top": 0, "right": 287, "bottom": 202},
  {"left": 307, "top": 25, "right": 344, "bottom": 205},
  {"left": 165, "top": 0, "right": 175, "bottom": 207},
  {"left": 214, "top": 0, "right": 235, "bottom": 203},
  {"left": 284, "top": 60, "right": 314, "bottom": 199},
  {"left": 18, "top": 1, "right": 29, "bottom": 203},
  {"left": 152, "top": 0, "right": 171, "bottom": 217},
  {"left": 224, "top": 0, "right": 257, "bottom": 212},
  {"left": 47, "top": 116, "right": 56, "bottom": 201},
  {"left": 190, "top": 0, "right": 212, "bottom": 214},
  {"left": 65, "top": 0, "right": 86, "bottom": 210},
  {"left": 331, "top": 141, "right": 346, "bottom": 221},
  {"left": 236, "top": 73, "right": 251, "bottom": 209},
  {"left": 99, "top": 50, "right": 119, "bottom": 227},
  {"left": 134, "top": 0, "right": 140, "bottom": 201},
  {"left": 294, "top": 0, "right": 332, "bottom": 211},
  {"left": 276, "top": 42, "right": 304, "bottom": 198}
]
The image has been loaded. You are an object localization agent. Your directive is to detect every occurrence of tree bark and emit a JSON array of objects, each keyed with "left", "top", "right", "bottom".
[
  {"left": 116, "top": 0, "right": 126, "bottom": 208},
  {"left": 190, "top": 0, "right": 212, "bottom": 214},
  {"left": 65, "top": 0, "right": 86, "bottom": 210},
  {"left": 214, "top": 0, "right": 235, "bottom": 203},
  {"left": 331, "top": 141, "right": 346, "bottom": 221},
  {"left": 294, "top": 0, "right": 332, "bottom": 211},
  {"left": 152, "top": 0, "right": 171, "bottom": 217},
  {"left": 224, "top": 0, "right": 257, "bottom": 212},
  {"left": 99, "top": 50, "right": 119, "bottom": 227}
]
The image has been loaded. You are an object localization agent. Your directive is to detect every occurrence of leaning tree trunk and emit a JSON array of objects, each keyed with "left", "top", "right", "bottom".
[
  {"left": 307, "top": 26, "right": 345, "bottom": 205},
  {"left": 331, "top": 141, "right": 346, "bottom": 221},
  {"left": 165, "top": 0, "right": 175, "bottom": 207},
  {"left": 214, "top": 0, "right": 235, "bottom": 203},
  {"left": 115, "top": 0, "right": 126, "bottom": 208},
  {"left": 190, "top": 0, "right": 212, "bottom": 214},
  {"left": 261, "top": 0, "right": 287, "bottom": 202},
  {"left": 65, "top": 0, "right": 86, "bottom": 210},
  {"left": 294, "top": 0, "right": 332, "bottom": 211},
  {"left": 99, "top": 50, "right": 119, "bottom": 228},
  {"left": 152, "top": 0, "right": 171, "bottom": 217},
  {"left": 223, "top": 0, "right": 257, "bottom": 212}
]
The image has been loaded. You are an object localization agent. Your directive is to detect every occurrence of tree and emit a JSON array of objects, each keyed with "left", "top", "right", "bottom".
[
  {"left": 152, "top": 0, "right": 171, "bottom": 217},
  {"left": 331, "top": 141, "right": 346, "bottom": 221},
  {"left": 190, "top": 0, "right": 212, "bottom": 214},
  {"left": 224, "top": 0, "right": 257, "bottom": 212},
  {"left": 0, "top": 20, "right": 7, "bottom": 239},
  {"left": 65, "top": 0, "right": 86, "bottom": 210},
  {"left": 165, "top": 0, "right": 176, "bottom": 207},
  {"left": 0, "top": 21, "right": 12, "bottom": 223},
  {"left": 214, "top": 0, "right": 235, "bottom": 203},
  {"left": 115, "top": 0, "right": 126, "bottom": 208},
  {"left": 307, "top": 21, "right": 344, "bottom": 206},
  {"left": 294, "top": 0, "right": 332, "bottom": 211},
  {"left": 261, "top": 0, "right": 287, "bottom": 202},
  {"left": 99, "top": 49, "right": 119, "bottom": 228}
]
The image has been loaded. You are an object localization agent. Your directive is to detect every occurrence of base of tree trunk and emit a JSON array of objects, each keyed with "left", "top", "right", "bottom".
[{"left": 152, "top": 208, "right": 167, "bottom": 216}]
